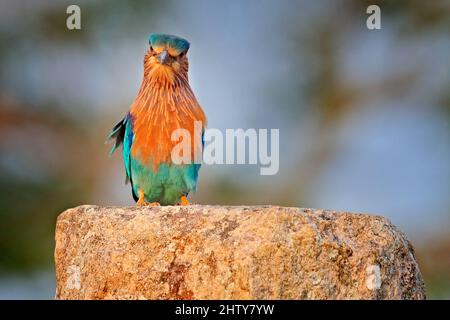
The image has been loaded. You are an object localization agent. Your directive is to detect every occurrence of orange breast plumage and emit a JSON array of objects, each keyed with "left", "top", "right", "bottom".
[{"left": 129, "top": 67, "right": 206, "bottom": 170}]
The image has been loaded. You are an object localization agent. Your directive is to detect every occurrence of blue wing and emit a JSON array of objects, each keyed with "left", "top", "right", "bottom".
[
  {"left": 108, "top": 113, "right": 137, "bottom": 201},
  {"left": 122, "top": 114, "right": 133, "bottom": 184}
]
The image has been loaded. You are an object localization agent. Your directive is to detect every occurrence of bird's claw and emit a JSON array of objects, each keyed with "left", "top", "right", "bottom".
[
  {"left": 136, "top": 189, "right": 160, "bottom": 207},
  {"left": 136, "top": 200, "right": 160, "bottom": 207}
]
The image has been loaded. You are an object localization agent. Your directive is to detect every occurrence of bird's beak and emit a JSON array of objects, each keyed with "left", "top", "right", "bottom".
[{"left": 157, "top": 50, "right": 170, "bottom": 65}]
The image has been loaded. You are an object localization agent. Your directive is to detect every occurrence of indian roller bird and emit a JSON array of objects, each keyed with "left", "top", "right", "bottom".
[{"left": 108, "top": 34, "right": 207, "bottom": 206}]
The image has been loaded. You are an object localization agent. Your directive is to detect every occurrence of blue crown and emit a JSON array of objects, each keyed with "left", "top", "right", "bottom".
[{"left": 148, "top": 33, "right": 190, "bottom": 53}]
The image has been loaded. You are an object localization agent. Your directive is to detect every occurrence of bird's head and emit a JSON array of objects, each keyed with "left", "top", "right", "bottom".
[{"left": 144, "top": 33, "right": 190, "bottom": 82}]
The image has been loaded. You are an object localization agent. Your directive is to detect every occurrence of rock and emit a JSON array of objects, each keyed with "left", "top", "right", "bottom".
[{"left": 54, "top": 205, "right": 426, "bottom": 299}]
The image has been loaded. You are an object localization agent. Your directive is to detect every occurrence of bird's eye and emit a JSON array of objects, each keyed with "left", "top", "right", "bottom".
[
  {"left": 149, "top": 46, "right": 154, "bottom": 52},
  {"left": 179, "top": 51, "right": 186, "bottom": 58}
]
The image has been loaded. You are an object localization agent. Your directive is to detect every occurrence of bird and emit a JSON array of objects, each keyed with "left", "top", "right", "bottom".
[{"left": 108, "top": 33, "right": 207, "bottom": 206}]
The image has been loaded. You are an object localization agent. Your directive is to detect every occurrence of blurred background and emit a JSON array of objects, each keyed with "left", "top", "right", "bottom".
[{"left": 0, "top": 0, "right": 448, "bottom": 299}]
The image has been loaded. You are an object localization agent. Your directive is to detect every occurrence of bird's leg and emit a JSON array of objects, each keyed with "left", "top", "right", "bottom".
[
  {"left": 180, "top": 195, "right": 190, "bottom": 206},
  {"left": 136, "top": 189, "right": 146, "bottom": 207},
  {"left": 136, "top": 189, "right": 160, "bottom": 207}
]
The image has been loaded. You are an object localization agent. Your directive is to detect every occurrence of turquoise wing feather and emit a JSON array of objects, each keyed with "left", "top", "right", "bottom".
[{"left": 108, "top": 113, "right": 137, "bottom": 201}]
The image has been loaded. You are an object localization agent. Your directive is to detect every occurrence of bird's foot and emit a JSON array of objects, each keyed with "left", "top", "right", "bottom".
[
  {"left": 147, "top": 202, "right": 160, "bottom": 206},
  {"left": 136, "top": 189, "right": 160, "bottom": 207},
  {"left": 136, "top": 200, "right": 160, "bottom": 207},
  {"left": 180, "top": 195, "right": 190, "bottom": 206}
]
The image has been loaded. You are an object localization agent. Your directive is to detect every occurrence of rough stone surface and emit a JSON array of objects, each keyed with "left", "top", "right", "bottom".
[{"left": 55, "top": 205, "right": 426, "bottom": 300}]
